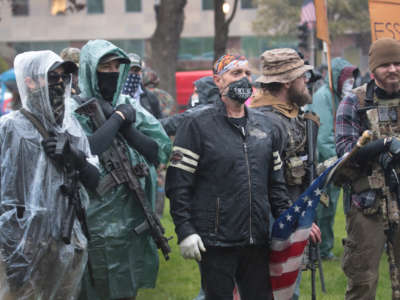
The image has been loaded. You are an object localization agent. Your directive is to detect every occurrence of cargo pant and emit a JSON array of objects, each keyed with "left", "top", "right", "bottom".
[{"left": 342, "top": 204, "right": 400, "bottom": 300}]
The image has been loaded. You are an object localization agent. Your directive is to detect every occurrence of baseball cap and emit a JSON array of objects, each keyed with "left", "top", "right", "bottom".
[
  {"left": 49, "top": 60, "right": 78, "bottom": 74},
  {"left": 128, "top": 53, "right": 142, "bottom": 69},
  {"left": 99, "top": 53, "right": 130, "bottom": 65}
]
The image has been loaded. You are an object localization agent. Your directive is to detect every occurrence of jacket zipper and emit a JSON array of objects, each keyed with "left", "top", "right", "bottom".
[
  {"left": 243, "top": 142, "right": 254, "bottom": 244},
  {"left": 215, "top": 197, "right": 220, "bottom": 234}
]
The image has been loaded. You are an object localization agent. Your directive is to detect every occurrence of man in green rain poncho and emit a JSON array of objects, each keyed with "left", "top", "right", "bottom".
[{"left": 69, "top": 40, "right": 172, "bottom": 300}]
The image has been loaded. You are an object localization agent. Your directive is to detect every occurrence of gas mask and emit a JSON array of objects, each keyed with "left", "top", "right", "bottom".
[
  {"left": 47, "top": 71, "right": 70, "bottom": 125},
  {"left": 48, "top": 83, "right": 65, "bottom": 125},
  {"left": 97, "top": 72, "right": 119, "bottom": 102},
  {"left": 224, "top": 77, "right": 253, "bottom": 104}
]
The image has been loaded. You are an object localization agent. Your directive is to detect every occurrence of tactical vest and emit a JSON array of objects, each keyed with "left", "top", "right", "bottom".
[
  {"left": 268, "top": 107, "right": 308, "bottom": 186},
  {"left": 353, "top": 84, "right": 400, "bottom": 296},
  {"left": 351, "top": 84, "right": 400, "bottom": 215}
]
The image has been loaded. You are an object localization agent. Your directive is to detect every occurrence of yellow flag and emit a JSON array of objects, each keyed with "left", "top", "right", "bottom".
[
  {"left": 369, "top": 0, "right": 400, "bottom": 41},
  {"left": 315, "top": 0, "right": 330, "bottom": 44},
  {"left": 51, "top": 0, "right": 67, "bottom": 16},
  {"left": 315, "top": 0, "right": 335, "bottom": 123}
]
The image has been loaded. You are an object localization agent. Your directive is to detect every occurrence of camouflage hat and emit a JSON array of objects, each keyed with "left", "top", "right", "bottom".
[
  {"left": 256, "top": 48, "right": 313, "bottom": 84},
  {"left": 60, "top": 47, "right": 81, "bottom": 67},
  {"left": 142, "top": 67, "right": 159, "bottom": 87},
  {"left": 128, "top": 53, "right": 142, "bottom": 69}
]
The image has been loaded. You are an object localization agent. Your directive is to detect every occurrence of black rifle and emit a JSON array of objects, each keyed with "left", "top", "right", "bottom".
[
  {"left": 304, "top": 112, "right": 326, "bottom": 299},
  {"left": 306, "top": 241, "right": 326, "bottom": 300},
  {"left": 19, "top": 108, "right": 90, "bottom": 244},
  {"left": 304, "top": 111, "right": 319, "bottom": 184},
  {"left": 75, "top": 98, "right": 171, "bottom": 260},
  {"left": 53, "top": 134, "right": 91, "bottom": 244},
  {"left": 380, "top": 156, "right": 400, "bottom": 297}
]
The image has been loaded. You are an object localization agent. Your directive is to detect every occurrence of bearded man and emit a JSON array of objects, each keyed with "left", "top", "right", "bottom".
[
  {"left": 249, "top": 48, "right": 321, "bottom": 300},
  {"left": 336, "top": 37, "right": 400, "bottom": 299}
]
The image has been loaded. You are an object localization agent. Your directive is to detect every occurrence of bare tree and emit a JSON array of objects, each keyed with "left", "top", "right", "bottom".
[
  {"left": 148, "top": 0, "right": 187, "bottom": 98},
  {"left": 213, "top": 0, "right": 239, "bottom": 62}
]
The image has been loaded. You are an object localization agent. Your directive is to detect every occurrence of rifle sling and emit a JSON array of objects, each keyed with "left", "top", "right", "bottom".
[
  {"left": 19, "top": 108, "right": 89, "bottom": 238},
  {"left": 20, "top": 108, "right": 50, "bottom": 139}
]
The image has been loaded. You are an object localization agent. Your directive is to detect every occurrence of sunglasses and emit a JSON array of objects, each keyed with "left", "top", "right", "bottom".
[{"left": 48, "top": 71, "right": 70, "bottom": 85}]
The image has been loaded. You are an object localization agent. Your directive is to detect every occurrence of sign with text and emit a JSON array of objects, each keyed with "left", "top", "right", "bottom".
[
  {"left": 369, "top": 0, "right": 400, "bottom": 41},
  {"left": 315, "top": 0, "right": 330, "bottom": 44}
]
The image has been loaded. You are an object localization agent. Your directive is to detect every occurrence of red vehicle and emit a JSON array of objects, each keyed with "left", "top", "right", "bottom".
[{"left": 175, "top": 70, "right": 213, "bottom": 111}]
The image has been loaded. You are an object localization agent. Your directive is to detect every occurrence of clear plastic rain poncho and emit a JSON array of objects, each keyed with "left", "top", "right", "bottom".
[{"left": 0, "top": 51, "right": 94, "bottom": 300}]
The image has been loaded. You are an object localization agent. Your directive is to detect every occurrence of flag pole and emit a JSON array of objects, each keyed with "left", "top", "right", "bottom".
[
  {"left": 326, "top": 42, "right": 335, "bottom": 123},
  {"left": 315, "top": 0, "right": 335, "bottom": 128},
  {"left": 310, "top": 22, "right": 317, "bottom": 67}
]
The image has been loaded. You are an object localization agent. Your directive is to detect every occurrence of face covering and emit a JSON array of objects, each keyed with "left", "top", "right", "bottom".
[
  {"left": 122, "top": 73, "right": 141, "bottom": 99},
  {"left": 341, "top": 78, "right": 355, "bottom": 99},
  {"left": 225, "top": 77, "right": 253, "bottom": 104},
  {"left": 48, "top": 82, "right": 66, "bottom": 126},
  {"left": 97, "top": 72, "right": 119, "bottom": 102}
]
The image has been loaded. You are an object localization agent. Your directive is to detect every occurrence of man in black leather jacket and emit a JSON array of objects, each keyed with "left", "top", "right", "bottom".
[{"left": 166, "top": 54, "right": 291, "bottom": 300}]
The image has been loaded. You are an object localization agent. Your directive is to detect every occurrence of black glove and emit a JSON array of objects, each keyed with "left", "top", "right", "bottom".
[
  {"left": 379, "top": 152, "right": 393, "bottom": 171},
  {"left": 379, "top": 152, "right": 400, "bottom": 192},
  {"left": 115, "top": 104, "right": 136, "bottom": 125},
  {"left": 42, "top": 134, "right": 86, "bottom": 170},
  {"left": 42, "top": 135, "right": 59, "bottom": 159},
  {"left": 63, "top": 140, "right": 86, "bottom": 170},
  {"left": 388, "top": 137, "right": 400, "bottom": 156},
  {"left": 355, "top": 138, "right": 385, "bottom": 162}
]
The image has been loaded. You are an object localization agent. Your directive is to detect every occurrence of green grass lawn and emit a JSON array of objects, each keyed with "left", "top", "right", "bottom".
[{"left": 138, "top": 197, "right": 392, "bottom": 299}]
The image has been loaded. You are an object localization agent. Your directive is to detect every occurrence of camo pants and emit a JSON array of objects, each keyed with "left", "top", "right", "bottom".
[{"left": 342, "top": 204, "right": 400, "bottom": 300}]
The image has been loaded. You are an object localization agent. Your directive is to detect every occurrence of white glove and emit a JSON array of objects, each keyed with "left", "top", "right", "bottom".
[{"left": 179, "top": 233, "right": 206, "bottom": 261}]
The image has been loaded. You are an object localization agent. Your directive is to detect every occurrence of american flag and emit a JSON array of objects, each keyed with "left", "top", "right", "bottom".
[
  {"left": 269, "top": 157, "right": 342, "bottom": 300},
  {"left": 300, "top": 0, "right": 316, "bottom": 28}
]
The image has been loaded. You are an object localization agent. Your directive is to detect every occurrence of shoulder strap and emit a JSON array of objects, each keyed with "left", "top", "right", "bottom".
[
  {"left": 353, "top": 84, "right": 367, "bottom": 108},
  {"left": 303, "top": 111, "right": 320, "bottom": 127},
  {"left": 353, "top": 80, "right": 376, "bottom": 110},
  {"left": 19, "top": 108, "right": 50, "bottom": 139}
]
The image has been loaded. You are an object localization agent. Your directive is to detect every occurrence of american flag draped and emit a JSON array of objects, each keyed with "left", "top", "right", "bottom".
[
  {"left": 269, "top": 157, "right": 343, "bottom": 300},
  {"left": 300, "top": 0, "right": 316, "bottom": 28}
]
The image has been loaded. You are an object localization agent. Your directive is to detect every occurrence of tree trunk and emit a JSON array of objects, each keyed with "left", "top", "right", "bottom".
[
  {"left": 213, "top": 0, "right": 239, "bottom": 62},
  {"left": 148, "top": 0, "right": 187, "bottom": 98}
]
